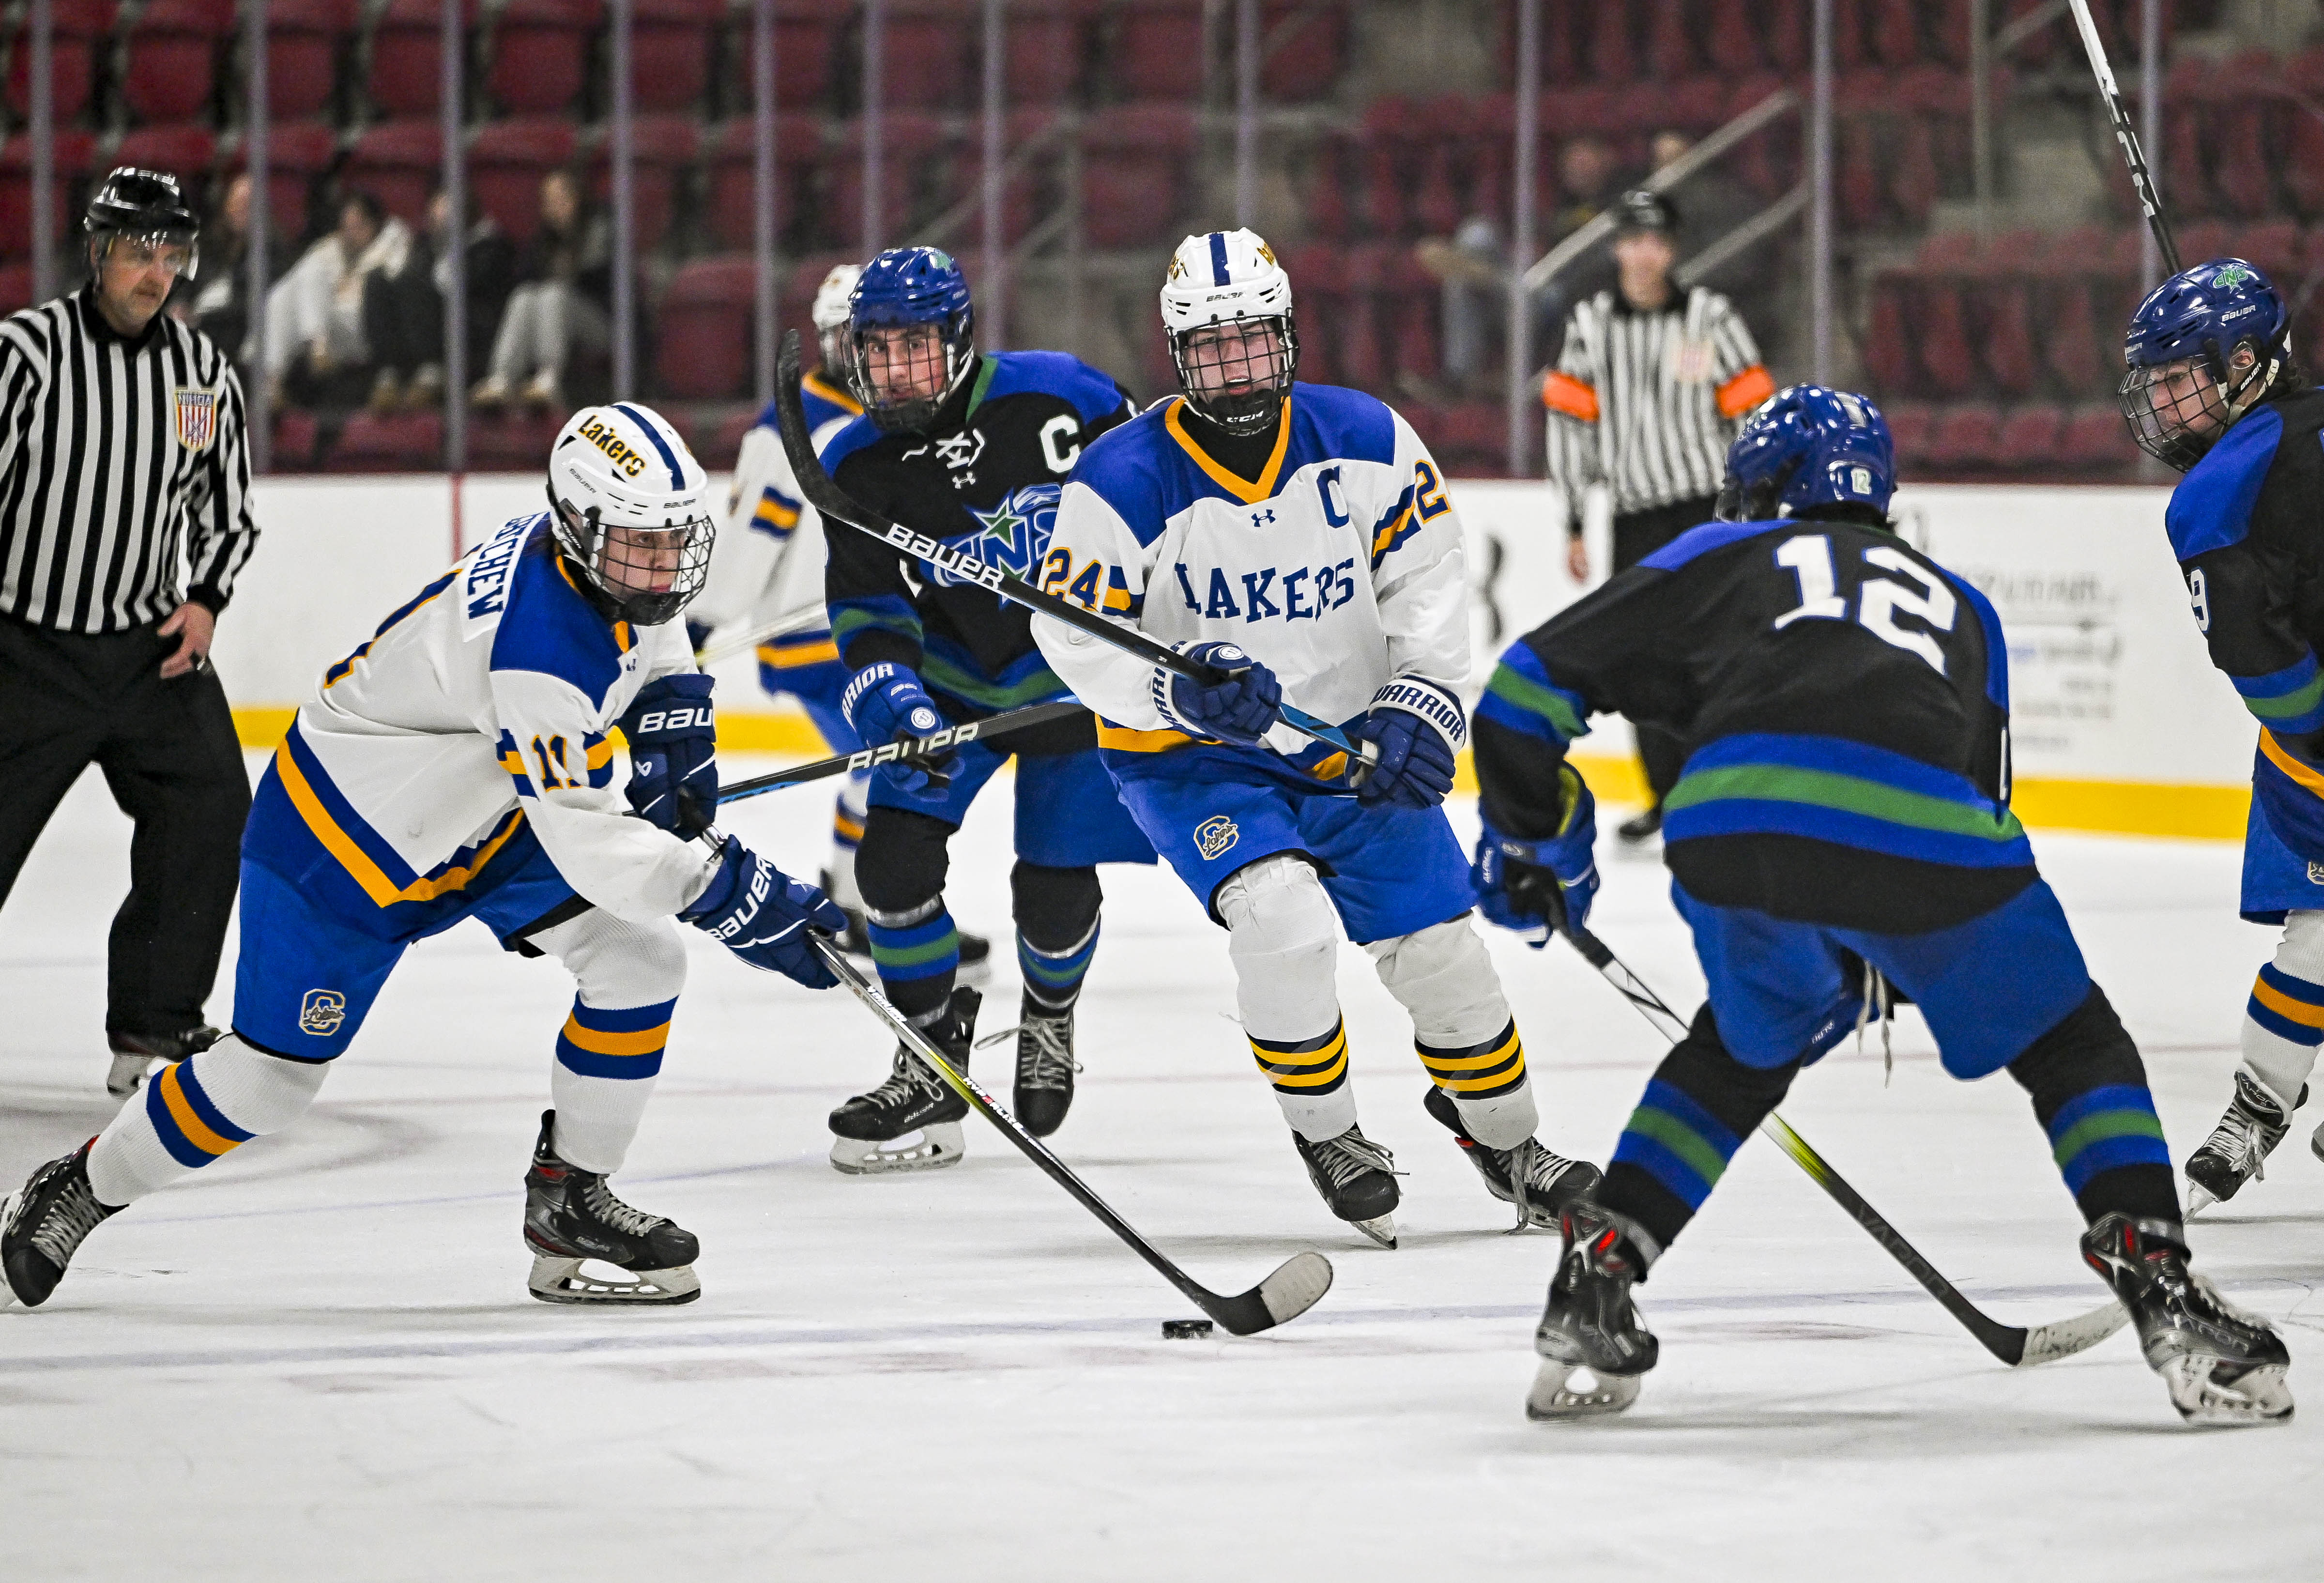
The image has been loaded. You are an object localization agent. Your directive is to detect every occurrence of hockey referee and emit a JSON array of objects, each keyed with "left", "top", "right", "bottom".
[
  {"left": 0, "top": 169, "right": 258, "bottom": 1095},
  {"left": 1542, "top": 188, "right": 1771, "bottom": 846}
]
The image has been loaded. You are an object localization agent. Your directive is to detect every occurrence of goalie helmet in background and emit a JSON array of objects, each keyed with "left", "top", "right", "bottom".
[
  {"left": 545, "top": 402, "right": 716, "bottom": 627},
  {"left": 1714, "top": 384, "right": 1896, "bottom": 523},
  {"left": 2119, "top": 257, "right": 2290, "bottom": 472},
  {"left": 85, "top": 167, "right": 200, "bottom": 277},
  {"left": 847, "top": 246, "right": 975, "bottom": 433},
  {"left": 1161, "top": 229, "right": 1299, "bottom": 436},
  {"left": 810, "top": 261, "right": 864, "bottom": 386}
]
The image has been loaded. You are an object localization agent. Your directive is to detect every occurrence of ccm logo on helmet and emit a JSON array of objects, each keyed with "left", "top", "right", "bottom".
[{"left": 577, "top": 415, "right": 649, "bottom": 479}]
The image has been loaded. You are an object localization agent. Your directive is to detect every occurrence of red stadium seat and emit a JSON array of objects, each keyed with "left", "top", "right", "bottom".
[
  {"left": 122, "top": 0, "right": 235, "bottom": 125},
  {"left": 112, "top": 125, "right": 218, "bottom": 194},
  {"left": 2208, "top": 54, "right": 2280, "bottom": 219},
  {"left": 1881, "top": 400, "right": 1934, "bottom": 469},
  {"left": 705, "top": 407, "right": 760, "bottom": 471},
  {"left": 769, "top": 0, "right": 849, "bottom": 107},
  {"left": 344, "top": 118, "right": 445, "bottom": 226},
  {"left": 465, "top": 410, "right": 563, "bottom": 472},
  {"left": 263, "top": 0, "right": 357, "bottom": 122},
  {"left": 2233, "top": 220, "right": 2304, "bottom": 278},
  {"left": 1005, "top": 0, "right": 1094, "bottom": 106},
  {"left": 1926, "top": 0, "right": 1972, "bottom": 69},
  {"left": 1914, "top": 277, "right": 1980, "bottom": 400},
  {"left": 1975, "top": 278, "right": 2041, "bottom": 399},
  {"left": 1925, "top": 403, "right": 2004, "bottom": 472},
  {"left": 1113, "top": 1, "right": 1205, "bottom": 101},
  {"left": 1862, "top": 274, "right": 1918, "bottom": 397},
  {"left": 1584, "top": 4, "right": 1634, "bottom": 80},
  {"left": 1701, "top": 0, "right": 1763, "bottom": 73},
  {"left": 1276, "top": 242, "right": 1346, "bottom": 386},
  {"left": 1261, "top": 0, "right": 1347, "bottom": 103},
  {"left": 2061, "top": 405, "right": 2132, "bottom": 472},
  {"left": 630, "top": 0, "right": 719, "bottom": 113},
  {"left": 1866, "top": 0, "right": 1920, "bottom": 69},
  {"left": 367, "top": 0, "right": 479, "bottom": 118},
  {"left": 1357, "top": 96, "right": 1416, "bottom": 239},
  {"left": 827, "top": 113, "right": 946, "bottom": 251},
  {"left": 589, "top": 114, "right": 699, "bottom": 252},
  {"left": 1080, "top": 103, "right": 1195, "bottom": 250},
  {"left": 882, "top": 0, "right": 975, "bottom": 110},
  {"left": 1888, "top": 115, "right": 1940, "bottom": 226},
  {"left": 470, "top": 118, "right": 581, "bottom": 246},
  {"left": 1433, "top": 403, "right": 1505, "bottom": 477},
  {"left": 330, "top": 410, "right": 445, "bottom": 472},
  {"left": 271, "top": 406, "right": 322, "bottom": 471},
  {"left": 1994, "top": 403, "right": 2066, "bottom": 473},
  {"left": 487, "top": 0, "right": 602, "bottom": 117},
  {"left": 0, "top": 130, "right": 97, "bottom": 262},
  {"left": 707, "top": 113, "right": 824, "bottom": 253},
  {"left": 1645, "top": 0, "right": 1696, "bottom": 79},
  {"left": 1760, "top": 0, "right": 1808, "bottom": 73},
  {"left": 0, "top": 261, "right": 35, "bottom": 316},
  {"left": 2284, "top": 113, "right": 2324, "bottom": 220},
  {"left": 955, "top": 109, "right": 1058, "bottom": 249},
  {"left": 231, "top": 119, "right": 340, "bottom": 243},
  {"left": 1837, "top": 118, "right": 1884, "bottom": 229},
  {"left": 4, "top": 0, "right": 115, "bottom": 124},
  {"left": 655, "top": 255, "right": 755, "bottom": 400}
]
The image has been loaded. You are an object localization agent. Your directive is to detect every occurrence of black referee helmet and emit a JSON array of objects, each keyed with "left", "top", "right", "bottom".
[
  {"left": 84, "top": 168, "right": 201, "bottom": 275},
  {"left": 1611, "top": 188, "right": 1679, "bottom": 236}
]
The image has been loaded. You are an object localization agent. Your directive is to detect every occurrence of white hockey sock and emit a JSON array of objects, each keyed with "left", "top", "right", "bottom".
[
  {"left": 85, "top": 1034, "right": 331, "bottom": 1206},
  {"left": 1218, "top": 855, "right": 1357, "bottom": 1141},
  {"left": 2241, "top": 910, "right": 2324, "bottom": 1113},
  {"left": 1367, "top": 918, "right": 1539, "bottom": 1149},
  {"left": 535, "top": 909, "right": 688, "bottom": 1174}
]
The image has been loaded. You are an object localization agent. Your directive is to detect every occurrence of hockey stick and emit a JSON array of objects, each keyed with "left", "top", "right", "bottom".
[
  {"left": 1556, "top": 922, "right": 2130, "bottom": 1367},
  {"left": 808, "top": 935, "right": 1336, "bottom": 1336},
  {"left": 715, "top": 700, "right": 1090, "bottom": 805},
  {"left": 771, "top": 332, "right": 1374, "bottom": 775},
  {"left": 2067, "top": 0, "right": 2181, "bottom": 274}
]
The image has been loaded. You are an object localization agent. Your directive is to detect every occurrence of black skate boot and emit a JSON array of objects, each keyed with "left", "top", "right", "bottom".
[
  {"left": 827, "top": 987, "right": 980, "bottom": 1174},
  {"left": 1529, "top": 1202, "right": 1661, "bottom": 1419},
  {"left": 105, "top": 1023, "right": 220, "bottom": 1098},
  {"left": 1614, "top": 805, "right": 1662, "bottom": 849},
  {"left": 1008, "top": 998, "right": 1079, "bottom": 1138},
  {"left": 1422, "top": 1085, "right": 1602, "bottom": 1230},
  {"left": 1291, "top": 1123, "right": 1402, "bottom": 1248},
  {"left": 0, "top": 1142, "right": 120, "bottom": 1309},
  {"left": 523, "top": 1111, "right": 701, "bottom": 1305},
  {"left": 2079, "top": 1212, "right": 2292, "bottom": 1425},
  {"left": 2185, "top": 1072, "right": 2306, "bottom": 1213}
]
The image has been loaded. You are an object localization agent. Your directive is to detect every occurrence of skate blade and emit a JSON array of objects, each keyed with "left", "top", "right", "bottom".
[
  {"left": 1350, "top": 1214, "right": 1398, "bottom": 1250},
  {"left": 1526, "top": 1358, "right": 1641, "bottom": 1420},
  {"left": 2312, "top": 1120, "right": 2324, "bottom": 1166},
  {"left": 2184, "top": 1179, "right": 2219, "bottom": 1217},
  {"left": 2160, "top": 1355, "right": 2295, "bottom": 1425},
  {"left": 0, "top": 1186, "right": 24, "bottom": 1309},
  {"left": 105, "top": 1052, "right": 156, "bottom": 1098},
  {"left": 829, "top": 1122, "right": 966, "bottom": 1176},
  {"left": 527, "top": 1255, "right": 701, "bottom": 1306}
]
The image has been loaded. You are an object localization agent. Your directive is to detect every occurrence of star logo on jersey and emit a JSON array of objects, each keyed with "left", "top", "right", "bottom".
[
  {"left": 299, "top": 989, "right": 347, "bottom": 1035},
  {"left": 926, "top": 484, "right": 1064, "bottom": 588}
]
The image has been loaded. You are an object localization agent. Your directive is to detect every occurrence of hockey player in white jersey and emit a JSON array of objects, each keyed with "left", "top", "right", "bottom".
[
  {"left": 1031, "top": 230, "right": 1600, "bottom": 1246},
  {"left": 0, "top": 402, "right": 847, "bottom": 1313}
]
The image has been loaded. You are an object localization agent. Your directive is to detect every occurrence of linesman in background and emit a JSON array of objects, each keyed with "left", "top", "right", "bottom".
[
  {"left": 0, "top": 169, "right": 259, "bottom": 1095},
  {"left": 1542, "top": 189, "right": 1771, "bottom": 847}
]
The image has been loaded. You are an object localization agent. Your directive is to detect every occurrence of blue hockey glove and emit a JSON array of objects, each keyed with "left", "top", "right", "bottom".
[
  {"left": 679, "top": 835, "right": 848, "bottom": 988},
  {"left": 619, "top": 674, "right": 718, "bottom": 837},
  {"left": 1353, "top": 677, "right": 1465, "bottom": 809},
  {"left": 1472, "top": 765, "right": 1599, "bottom": 944},
  {"left": 841, "top": 662, "right": 957, "bottom": 800},
  {"left": 1156, "top": 641, "right": 1283, "bottom": 747}
]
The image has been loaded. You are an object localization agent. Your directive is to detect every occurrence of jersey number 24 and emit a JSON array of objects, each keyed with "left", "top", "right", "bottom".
[{"left": 1770, "top": 533, "right": 1957, "bottom": 676}]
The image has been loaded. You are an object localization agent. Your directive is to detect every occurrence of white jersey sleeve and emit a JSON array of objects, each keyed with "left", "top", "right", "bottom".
[
  {"left": 693, "top": 400, "right": 857, "bottom": 641},
  {"left": 1371, "top": 407, "right": 1470, "bottom": 692},
  {"left": 1036, "top": 478, "right": 1167, "bottom": 727}
]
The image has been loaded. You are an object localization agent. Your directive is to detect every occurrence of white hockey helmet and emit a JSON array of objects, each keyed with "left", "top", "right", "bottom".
[
  {"left": 545, "top": 402, "right": 717, "bottom": 627},
  {"left": 1160, "top": 229, "right": 1299, "bottom": 435},
  {"left": 810, "top": 261, "right": 864, "bottom": 374}
]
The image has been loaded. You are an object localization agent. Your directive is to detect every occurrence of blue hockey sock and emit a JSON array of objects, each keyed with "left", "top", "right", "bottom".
[
  {"left": 867, "top": 897, "right": 960, "bottom": 1024},
  {"left": 1019, "top": 916, "right": 1099, "bottom": 1012}
]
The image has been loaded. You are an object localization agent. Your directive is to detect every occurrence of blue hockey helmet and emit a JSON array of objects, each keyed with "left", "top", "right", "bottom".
[
  {"left": 1714, "top": 384, "right": 1896, "bottom": 523},
  {"left": 847, "top": 246, "right": 975, "bottom": 433},
  {"left": 2119, "top": 257, "right": 2290, "bottom": 471}
]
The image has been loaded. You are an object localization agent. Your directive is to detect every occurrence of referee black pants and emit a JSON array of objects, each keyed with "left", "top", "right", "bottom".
[
  {"left": 0, "top": 616, "right": 251, "bottom": 1042},
  {"left": 1610, "top": 494, "right": 1720, "bottom": 807}
]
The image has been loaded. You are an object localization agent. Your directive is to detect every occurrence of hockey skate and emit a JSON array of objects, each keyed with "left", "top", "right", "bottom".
[
  {"left": 828, "top": 987, "right": 980, "bottom": 1174},
  {"left": 522, "top": 1111, "right": 701, "bottom": 1305},
  {"left": 1529, "top": 1203, "right": 1660, "bottom": 1420},
  {"left": 1422, "top": 1085, "right": 1602, "bottom": 1230},
  {"left": 104, "top": 1023, "right": 220, "bottom": 1098},
  {"left": 2185, "top": 1073, "right": 2306, "bottom": 1213},
  {"left": 1291, "top": 1123, "right": 1401, "bottom": 1248},
  {"left": 0, "top": 1142, "right": 119, "bottom": 1309},
  {"left": 1008, "top": 1000, "right": 1079, "bottom": 1138},
  {"left": 2079, "top": 1212, "right": 2293, "bottom": 1425}
]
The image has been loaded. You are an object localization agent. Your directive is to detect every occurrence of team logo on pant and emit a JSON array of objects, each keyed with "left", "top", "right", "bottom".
[
  {"left": 1195, "top": 815, "right": 1239, "bottom": 861},
  {"left": 172, "top": 386, "right": 219, "bottom": 452},
  {"left": 2308, "top": 861, "right": 2324, "bottom": 884},
  {"left": 299, "top": 989, "right": 347, "bottom": 1035}
]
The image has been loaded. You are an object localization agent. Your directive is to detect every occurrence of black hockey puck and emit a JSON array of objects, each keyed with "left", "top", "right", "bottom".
[{"left": 1162, "top": 1319, "right": 1214, "bottom": 1339}]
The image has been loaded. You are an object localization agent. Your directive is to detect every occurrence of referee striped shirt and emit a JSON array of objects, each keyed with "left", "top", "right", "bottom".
[
  {"left": 1542, "top": 285, "right": 1772, "bottom": 518},
  {"left": 0, "top": 284, "right": 258, "bottom": 634}
]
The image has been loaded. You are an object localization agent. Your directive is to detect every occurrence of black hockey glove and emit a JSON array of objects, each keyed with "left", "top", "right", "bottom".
[
  {"left": 620, "top": 674, "right": 719, "bottom": 837},
  {"left": 679, "top": 836, "right": 848, "bottom": 989}
]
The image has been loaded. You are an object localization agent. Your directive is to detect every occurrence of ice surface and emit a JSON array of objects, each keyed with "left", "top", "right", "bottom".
[{"left": 3, "top": 756, "right": 2320, "bottom": 1580}]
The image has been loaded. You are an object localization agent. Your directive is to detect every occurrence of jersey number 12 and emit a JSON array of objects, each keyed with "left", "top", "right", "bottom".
[{"left": 1771, "top": 533, "right": 1957, "bottom": 675}]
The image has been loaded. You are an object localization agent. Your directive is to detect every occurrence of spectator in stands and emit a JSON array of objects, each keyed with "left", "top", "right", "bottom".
[
  {"left": 471, "top": 169, "right": 610, "bottom": 412},
  {"left": 1646, "top": 128, "right": 1777, "bottom": 345},
  {"left": 260, "top": 190, "right": 415, "bottom": 410},
  {"left": 1414, "top": 216, "right": 1560, "bottom": 399},
  {"left": 172, "top": 173, "right": 274, "bottom": 376},
  {"left": 1536, "top": 135, "right": 1621, "bottom": 354},
  {"left": 430, "top": 185, "right": 518, "bottom": 401},
  {"left": 357, "top": 187, "right": 520, "bottom": 414}
]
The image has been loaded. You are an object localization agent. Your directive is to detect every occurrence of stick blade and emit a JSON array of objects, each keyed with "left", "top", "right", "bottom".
[
  {"left": 2013, "top": 1299, "right": 2131, "bottom": 1368},
  {"left": 1200, "top": 1251, "right": 1334, "bottom": 1336}
]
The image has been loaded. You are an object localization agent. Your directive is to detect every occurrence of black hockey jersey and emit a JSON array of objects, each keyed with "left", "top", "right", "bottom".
[
  {"left": 1473, "top": 514, "right": 2031, "bottom": 933},
  {"left": 823, "top": 349, "right": 1132, "bottom": 753}
]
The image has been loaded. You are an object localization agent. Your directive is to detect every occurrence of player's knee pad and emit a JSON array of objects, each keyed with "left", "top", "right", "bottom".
[
  {"left": 2005, "top": 984, "right": 2144, "bottom": 1116},
  {"left": 535, "top": 908, "right": 688, "bottom": 1009},
  {"left": 855, "top": 806, "right": 954, "bottom": 914},
  {"left": 1011, "top": 861, "right": 1101, "bottom": 952},
  {"left": 1365, "top": 917, "right": 1511, "bottom": 1049},
  {"left": 1216, "top": 855, "right": 1340, "bottom": 1040}
]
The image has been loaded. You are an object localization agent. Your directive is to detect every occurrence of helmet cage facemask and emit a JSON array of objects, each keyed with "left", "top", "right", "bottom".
[
  {"left": 2120, "top": 327, "right": 2287, "bottom": 472},
  {"left": 850, "top": 312, "right": 975, "bottom": 433},
  {"left": 1172, "top": 314, "right": 1300, "bottom": 435},
  {"left": 544, "top": 486, "right": 716, "bottom": 627},
  {"left": 91, "top": 227, "right": 199, "bottom": 281}
]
